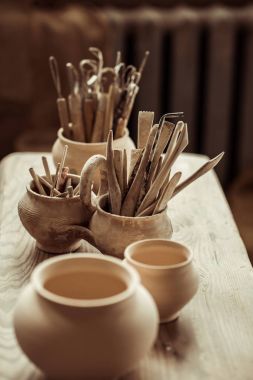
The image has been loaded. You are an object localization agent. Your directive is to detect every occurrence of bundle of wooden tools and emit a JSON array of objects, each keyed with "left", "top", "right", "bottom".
[
  {"left": 49, "top": 48, "right": 149, "bottom": 143},
  {"left": 104, "top": 111, "right": 224, "bottom": 217},
  {"left": 28, "top": 146, "right": 80, "bottom": 197}
]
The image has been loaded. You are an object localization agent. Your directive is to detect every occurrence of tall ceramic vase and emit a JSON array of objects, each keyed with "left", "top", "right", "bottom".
[{"left": 13, "top": 254, "right": 159, "bottom": 380}]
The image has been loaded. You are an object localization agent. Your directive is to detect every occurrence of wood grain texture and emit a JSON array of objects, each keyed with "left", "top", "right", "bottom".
[{"left": 1, "top": 152, "right": 253, "bottom": 380}]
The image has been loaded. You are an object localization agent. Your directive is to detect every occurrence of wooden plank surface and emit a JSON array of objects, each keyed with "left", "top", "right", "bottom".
[{"left": 0, "top": 152, "right": 253, "bottom": 380}]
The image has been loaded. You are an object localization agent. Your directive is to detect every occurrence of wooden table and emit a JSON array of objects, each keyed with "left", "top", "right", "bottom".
[{"left": 1, "top": 152, "right": 252, "bottom": 380}]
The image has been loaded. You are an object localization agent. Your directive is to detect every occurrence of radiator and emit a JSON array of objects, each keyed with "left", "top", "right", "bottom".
[{"left": 104, "top": 5, "right": 253, "bottom": 186}]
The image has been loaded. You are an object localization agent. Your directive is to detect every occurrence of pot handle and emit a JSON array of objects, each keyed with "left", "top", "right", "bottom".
[
  {"left": 57, "top": 225, "right": 96, "bottom": 246},
  {"left": 80, "top": 154, "right": 107, "bottom": 214}
]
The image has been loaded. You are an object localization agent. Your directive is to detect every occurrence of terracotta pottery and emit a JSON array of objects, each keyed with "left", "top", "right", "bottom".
[
  {"left": 13, "top": 253, "right": 159, "bottom": 380},
  {"left": 86, "top": 194, "right": 173, "bottom": 259},
  {"left": 124, "top": 239, "right": 199, "bottom": 322},
  {"left": 52, "top": 127, "right": 135, "bottom": 175},
  {"left": 18, "top": 174, "right": 94, "bottom": 253}
]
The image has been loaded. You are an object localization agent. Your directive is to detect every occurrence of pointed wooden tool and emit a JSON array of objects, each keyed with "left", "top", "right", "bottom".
[
  {"left": 153, "top": 171, "right": 182, "bottom": 214},
  {"left": 38, "top": 176, "right": 60, "bottom": 196},
  {"left": 148, "top": 156, "right": 163, "bottom": 187},
  {"left": 106, "top": 130, "right": 122, "bottom": 214},
  {"left": 121, "top": 125, "right": 158, "bottom": 216},
  {"left": 172, "top": 152, "right": 224, "bottom": 198},
  {"left": 103, "top": 84, "right": 116, "bottom": 141},
  {"left": 136, "top": 201, "right": 157, "bottom": 217},
  {"left": 122, "top": 149, "right": 128, "bottom": 198},
  {"left": 136, "top": 123, "right": 188, "bottom": 214},
  {"left": 49, "top": 56, "right": 70, "bottom": 139},
  {"left": 42, "top": 156, "right": 52, "bottom": 184},
  {"left": 55, "top": 145, "right": 68, "bottom": 191},
  {"left": 91, "top": 93, "right": 108, "bottom": 142},
  {"left": 129, "top": 149, "right": 143, "bottom": 179},
  {"left": 146, "top": 121, "right": 175, "bottom": 189},
  {"left": 137, "top": 111, "right": 154, "bottom": 149},
  {"left": 29, "top": 168, "right": 47, "bottom": 196},
  {"left": 66, "top": 63, "right": 85, "bottom": 142},
  {"left": 113, "top": 150, "right": 123, "bottom": 194}
]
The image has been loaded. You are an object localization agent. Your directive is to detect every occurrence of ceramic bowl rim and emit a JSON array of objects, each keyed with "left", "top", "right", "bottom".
[
  {"left": 57, "top": 127, "right": 129, "bottom": 147},
  {"left": 124, "top": 239, "right": 193, "bottom": 270},
  {"left": 32, "top": 253, "right": 140, "bottom": 308},
  {"left": 96, "top": 193, "right": 168, "bottom": 221},
  {"left": 27, "top": 173, "right": 80, "bottom": 201}
]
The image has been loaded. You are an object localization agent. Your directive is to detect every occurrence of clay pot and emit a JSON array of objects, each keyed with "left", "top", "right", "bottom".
[
  {"left": 14, "top": 253, "right": 159, "bottom": 380},
  {"left": 124, "top": 239, "right": 199, "bottom": 322},
  {"left": 87, "top": 194, "right": 173, "bottom": 259},
  {"left": 52, "top": 127, "right": 135, "bottom": 175},
  {"left": 18, "top": 175, "right": 94, "bottom": 253}
]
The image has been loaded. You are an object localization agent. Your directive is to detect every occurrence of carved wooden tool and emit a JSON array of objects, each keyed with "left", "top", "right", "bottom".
[
  {"left": 152, "top": 171, "right": 182, "bottom": 214},
  {"left": 121, "top": 125, "right": 158, "bottom": 216},
  {"left": 135, "top": 50, "right": 150, "bottom": 85},
  {"left": 49, "top": 56, "right": 70, "bottom": 138},
  {"left": 55, "top": 145, "right": 68, "bottom": 191},
  {"left": 121, "top": 84, "right": 139, "bottom": 126},
  {"left": 106, "top": 130, "right": 122, "bottom": 214},
  {"left": 136, "top": 123, "right": 188, "bottom": 214},
  {"left": 91, "top": 93, "right": 108, "bottom": 142},
  {"left": 122, "top": 149, "right": 128, "bottom": 197},
  {"left": 42, "top": 156, "right": 52, "bottom": 184},
  {"left": 38, "top": 176, "right": 60, "bottom": 196},
  {"left": 129, "top": 149, "right": 143, "bottom": 179},
  {"left": 67, "top": 186, "right": 74, "bottom": 198},
  {"left": 103, "top": 84, "right": 115, "bottom": 141},
  {"left": 64, "top": 177, "right": 71, "bottom": 192},
  {"left": 83, "top": 97, "right": 95, "bottom": 142},
  {"left": 66, "top": 63, "right": 85, "bottom": 142},
  {"left": 29, "top": 168, "right": 47, "bottom": 196},
  {"left": 137, "top": 111, "right": 154, "bottom": 149},
  {"left": 73, "top": 182, "right": 80, "bottom": 195},
  {"left": 146, "top": 121, "right": 174, "bottom": 189},
  {"left": 172, "top": 152, "right": 224, "bottom": 198},
  {"left": 115, "top": 50, "right": 122, "bottom": 66},
  {"left": 114, "top": 150, "right": 123, "bottom": 194},
  {"left": 136, "top": 201, "right": 157, "bottom": 217},
  {"left": 127, "top": 149, "right": 143, "bottom": 195},
  {"left": 50, "top": 163, "right": 60, "bottom": 196},
  {"left": 147, "top": 155, "right": 163, "bottom": 187}
]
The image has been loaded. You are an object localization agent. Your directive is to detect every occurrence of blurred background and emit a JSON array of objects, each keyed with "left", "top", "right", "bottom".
[{"left": 0, "top": 0, "right": 253, "bottom": 261}]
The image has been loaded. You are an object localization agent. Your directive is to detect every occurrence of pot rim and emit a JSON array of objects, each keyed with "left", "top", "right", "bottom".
[
  {"left": 32, "top": 253, "right": 140, "bottom": 308},
  {"left": 57, "top": 127, "right": 129, "bottom": 147},
  {"left": 97, "top": 194, "right": 168, "bottom": 221},
  {"left": 124, "top": 239, "right": 193, "bottom": 270},
  {"left": 26, "top": 173, "right": 80, "bottom": 201}
]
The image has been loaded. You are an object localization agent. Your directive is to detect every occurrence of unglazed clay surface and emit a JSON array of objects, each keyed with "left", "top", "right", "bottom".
[
  {"left": 52, "top": 127, "right": 135, "bottom": 174},
  {"left": 88, "top": 195, "right": 173, "bottom": 258},
  {"left": 124, "top": 240, "right": 199, "bottom": 322},
  {"left": 14, "top": 254, "right": 158, "bottom": 380},
  {"left": 18, "top": 175, "right": 94, "bottom": 253}
]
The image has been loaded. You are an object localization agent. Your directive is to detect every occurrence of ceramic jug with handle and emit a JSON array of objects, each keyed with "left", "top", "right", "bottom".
[
  {"left": 80, "top": 156, "right": 173, "bottom": 258},
  {"left": 18, "top": 174, "right": 94, "bottom": 253}
]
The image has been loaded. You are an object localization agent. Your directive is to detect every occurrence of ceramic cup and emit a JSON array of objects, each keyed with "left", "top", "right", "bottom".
[
  {"left": 124, "top": 239, "right": 199, "bottom": 322},
  {"left": 14, "top": 253, "right": 158, "bottom": 380},
  {"left": 18, "top": 174, "right": 94, "bottom": 253},
  {"left": 79, "top": 156, "right": 173, "bottom": 259},
  {"left": 52, "top": 127, "right": 135, "bottom": 175},
  {"left": 88, "top": 194, "right": 173, "bottom": 258}
]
